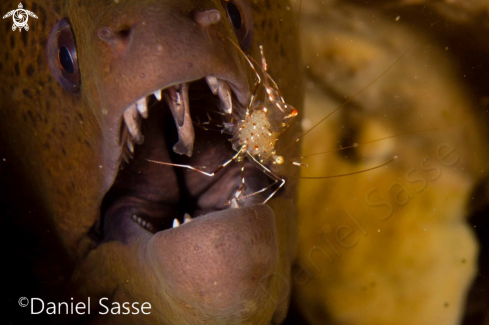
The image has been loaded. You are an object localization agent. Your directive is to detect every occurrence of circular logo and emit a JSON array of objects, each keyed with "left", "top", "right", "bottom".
[
  {"left": 13, "top": 10, "right": 28, "bottom": 28},
  {"left": 18, "top": 297, "right": 29, "bottom": 307}
]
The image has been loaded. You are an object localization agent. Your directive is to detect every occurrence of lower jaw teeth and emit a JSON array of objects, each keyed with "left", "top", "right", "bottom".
[
  {"left": 130, "top": 213, "right": 193, "bottom": 231},
  {"left": 183, "top": 213, "right": 192, "bottom": 224},
  {"left": 131, "top": 214, "right": 154, "bottom": 232},
  {"left": 172, "top": 213, "right": 193, "bottom": 229}
]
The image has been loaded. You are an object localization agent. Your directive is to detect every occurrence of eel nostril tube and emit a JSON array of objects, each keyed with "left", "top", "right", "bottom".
[
  {"left": 194, "top": 9, "right": 221, "bottom": 27},
  {"left": 98, "top": 27, "right": 129, "bottom": 51}
]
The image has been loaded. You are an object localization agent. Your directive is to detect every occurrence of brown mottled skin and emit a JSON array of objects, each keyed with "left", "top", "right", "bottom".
[{"left": 0, "top": 0, "right": 302, "bottom": 324}]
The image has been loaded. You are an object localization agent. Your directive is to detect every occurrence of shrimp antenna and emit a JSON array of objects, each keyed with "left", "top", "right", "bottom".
[
  {"left": 300, "top": 156, "right": 397, "bottom": 179},
  {"left": 227, "top": 37, "right": 262, "bottom": 110},
  {"left": 297, "top": 127, "right": 438, "bottom": 160},
  {"left": 227, "top": 37, "right": 261, "bottom": 85},
  {"left": 285, "top": 21, "right": 439, "bottom": 150}
]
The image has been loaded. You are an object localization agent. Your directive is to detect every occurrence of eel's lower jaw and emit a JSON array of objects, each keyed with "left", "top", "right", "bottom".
[
  {"left": 145, "top": 204, "right": 280, "bottom": 320},
  {"left": 97, "top": 204, "right": 280, "bottom": 323},
  {"left": 151, "top": 205, "right": 278, "bottom": 317}
]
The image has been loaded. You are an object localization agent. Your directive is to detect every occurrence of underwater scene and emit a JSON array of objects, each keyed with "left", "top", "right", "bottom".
[{"left": 1, "top": 0, "right": 489, "bottom": 324}]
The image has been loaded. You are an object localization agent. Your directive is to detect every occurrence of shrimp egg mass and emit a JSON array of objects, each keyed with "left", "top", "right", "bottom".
[{"left": 233, "top": 109, "right": 278, "bottom": 162}]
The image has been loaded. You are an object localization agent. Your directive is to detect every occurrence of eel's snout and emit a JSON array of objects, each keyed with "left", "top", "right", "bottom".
[
  {"left": 88, "top": 0, "right": 253, "bottom": 186},
  {"left": 93, "top": 0, "right": 251, "bottom": 110},
  {"left": 146, "top": 204, "right": 280, "bottom": 320},
  {"left": 96, "top": 7, "right": 226, "bottom": 66}
]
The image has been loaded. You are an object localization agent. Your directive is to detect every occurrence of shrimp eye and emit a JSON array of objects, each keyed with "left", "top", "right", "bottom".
[
  {"left": 47, "top": 19, "right": 80, "bottom": 93},
  {"left": 221, "top": 0, "right": 253, "bottom": 50}
]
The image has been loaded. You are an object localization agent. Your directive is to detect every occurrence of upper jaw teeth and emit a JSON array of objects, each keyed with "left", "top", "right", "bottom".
[
  {"left": 206, "top": 76, "right": 233, "bottom": 114},
  {"left": 121, "top": 76, "right": 238, "bottom": 163},
  {"left": 165, "top": 84, "right": 195, "bottom": 157},
  {"left": 205, "top": 76, "right": 219, "bottom": 95},
  {"left": 153, "top": 89, "right": 162, "bottom": 101},
  {"left": 216, "top": 79, "right": 233, "bottom": 114},
  {"left": 136, "top": 97, "right": 149, "bottom": 118},
  {"left": 122, "top": 103, "right": 144, "bottom": 144}
]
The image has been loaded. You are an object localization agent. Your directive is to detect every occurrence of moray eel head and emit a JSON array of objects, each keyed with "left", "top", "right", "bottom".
[{"left": 0, "top": 0, "right": 302, "bottom": 323}]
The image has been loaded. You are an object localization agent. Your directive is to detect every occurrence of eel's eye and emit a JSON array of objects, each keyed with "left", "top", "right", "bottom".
[
  {"left": 226, "top": 2, "right": 242, "bottom": 29},
  {"left": 221, "top": 0, "right": 253, "bottom": 51},
  {"left": 47, "top": 19, "right": 80, "bottom": 93}
]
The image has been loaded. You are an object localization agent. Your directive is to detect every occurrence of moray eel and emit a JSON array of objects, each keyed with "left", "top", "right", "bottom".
[{"left": 1, "top": 0, "right": 302, "bottom": 324}]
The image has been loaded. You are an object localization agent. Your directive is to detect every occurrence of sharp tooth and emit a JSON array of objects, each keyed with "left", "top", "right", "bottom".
[
  {"left": 131, "top": 214, "right": 154, "bottom": 232},
  {"left": 230, "top": 198, "right": 240, "bottom": 208},
  {"left": 167, "top": 86, "right": 185, "bottom": 127},
  {"left": 165, "top": 84, "right": 195, "bottom": 157},
  {"left": 173, "top": 218, "right": 180, "bottom": 228},
  {"left": 136, "top": 97, "right": 149, "bottom": 119},
  {"left": 120, "top": 123, "right": 128, "bottom": 146},
  {"left": 154, "top": 89, "right": 162, "bottom": 101},
  {"left": 123, "top": 104, "right": 144, "bottom": 144},
  {"left": 217, "top": 80, "right": 232, "bottom": 114},
  {"left": 184, "top": 213, "right": 192, "bottom": 223},
  {"left": 122, "top": 153, "right": 130, "bottom": 164},
  {"left": 175, "top": 91, "right": 182, "bottom": 105},
  {"left": 126, "top": 138, "right": 134, "bottom": 153},
  {"left": 206, "top": 76, "right": 219, "bottom": 95}
]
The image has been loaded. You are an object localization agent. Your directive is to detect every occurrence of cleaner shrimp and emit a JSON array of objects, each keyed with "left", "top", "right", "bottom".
[
  {"left": 146, "top": 40, "right": 400, "bottom": 206},
  {"left": 147, "top": 44, "right": 299, "bottom": 204}
]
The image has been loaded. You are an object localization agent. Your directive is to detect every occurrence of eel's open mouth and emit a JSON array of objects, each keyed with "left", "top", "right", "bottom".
[{"left": 99, "top": 77, "right": 275, "bottom": 241}]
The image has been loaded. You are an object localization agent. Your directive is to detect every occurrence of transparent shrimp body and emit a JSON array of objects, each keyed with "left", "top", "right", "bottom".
[
  {"left": 146, "top": 43, "right": 397, "bottom": 205},
  {"left": 147, "top": 45, "right": 297, "bottom": 204},
  {"left": 231, "top": 45, "right": 298, "bottom": 166}
]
